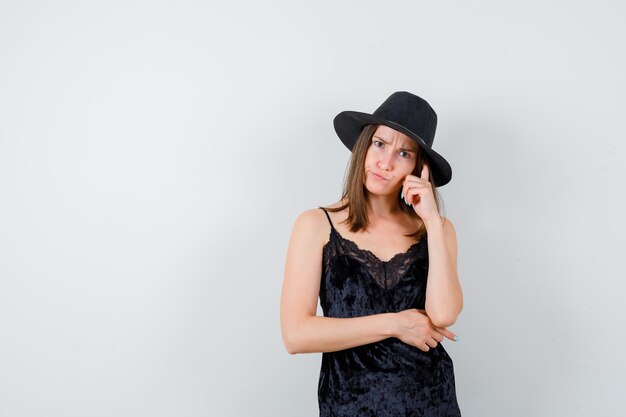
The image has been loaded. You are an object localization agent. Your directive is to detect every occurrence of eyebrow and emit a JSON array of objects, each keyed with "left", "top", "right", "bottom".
[{"left": 373, "top": 135, "right": 417, "bottom": 152}]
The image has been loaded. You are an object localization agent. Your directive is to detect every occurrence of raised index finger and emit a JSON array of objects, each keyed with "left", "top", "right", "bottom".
[{"left": 419, "top": 164, "right": 429, "bottom": 181}]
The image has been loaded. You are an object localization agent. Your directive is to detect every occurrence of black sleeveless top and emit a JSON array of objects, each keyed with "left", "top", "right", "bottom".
[{"left": 317, "top": 207, "right": 461, "bottom": 417}]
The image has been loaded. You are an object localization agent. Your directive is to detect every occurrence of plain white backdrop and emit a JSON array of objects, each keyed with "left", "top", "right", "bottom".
[{"left": 1, "top": 1, "right": 625, "bottom": 416}]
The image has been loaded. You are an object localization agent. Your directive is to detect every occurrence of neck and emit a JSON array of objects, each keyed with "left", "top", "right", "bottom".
[{"left": 365, "top": 192, "right": 401, "bottom": 218}]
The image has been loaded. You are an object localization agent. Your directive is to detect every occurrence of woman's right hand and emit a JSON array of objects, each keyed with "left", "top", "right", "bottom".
[{"left": 394, "top": 308, "right": 457, "bottom": 352}]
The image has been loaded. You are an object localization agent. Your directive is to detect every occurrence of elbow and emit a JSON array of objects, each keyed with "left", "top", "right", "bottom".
[
  {"left": 427, "top": 310, "right": 460, "bottom": 328},
  {"left": 427, "top": 302, "right": 463, "bottom": 328},
  {"left": 282, "top": 315, "right": 316, "bottom": 354},
  {"left": 430, "top": 316, "right": 458, "bottom": 328},
  {"left": 284, "top": 340, "right": 299, "bottom": 355},
  {"left": 282, "top": 329, "right": 302, "bottom": 355}
]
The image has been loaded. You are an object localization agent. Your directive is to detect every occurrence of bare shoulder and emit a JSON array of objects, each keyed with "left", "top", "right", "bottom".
[
  {"left": 291, "top": 200, "right": 346, "bottom": 245},
  {"left": 294, "top": 207, "right": 325, "bottom": 231},
  {"left": 440, "top": 216, "right": 457, "bottom": 238},
  {"left": 320, "top": 199, "right": 349, "bottom": 225},
  {"left": 440, "top": 216, "right": 456, "bottom": 231},
  {"left": 291, "top": 206, "right": 331, "bottom": 247}
]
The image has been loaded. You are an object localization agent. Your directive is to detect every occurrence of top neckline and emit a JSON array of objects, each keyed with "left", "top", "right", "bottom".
[{"left": 326, "top": 226, "right": 424, "bottom": 264}]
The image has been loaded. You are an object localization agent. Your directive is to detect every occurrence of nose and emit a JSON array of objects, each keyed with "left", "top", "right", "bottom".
[{"left": 377, "top": 150, "right": 393, "bottom": 171}]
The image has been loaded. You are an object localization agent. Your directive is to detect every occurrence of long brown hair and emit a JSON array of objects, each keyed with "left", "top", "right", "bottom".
[{"left": 323, "top": 124, "right": 445, "bottom": 241}]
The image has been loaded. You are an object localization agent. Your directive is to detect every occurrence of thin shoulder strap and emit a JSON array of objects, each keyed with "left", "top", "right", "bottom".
[{"left": 318, "top": 206, "right": 335, "bottom": 230}]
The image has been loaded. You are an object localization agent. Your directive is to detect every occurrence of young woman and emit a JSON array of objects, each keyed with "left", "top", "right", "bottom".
[{"left": 280, "top": 91, "right": 463, "bottom": 416}]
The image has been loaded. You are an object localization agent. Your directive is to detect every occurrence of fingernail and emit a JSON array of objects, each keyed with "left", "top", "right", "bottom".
[{"left": 453, "top": 336, "right": 459, "bottom": 341}]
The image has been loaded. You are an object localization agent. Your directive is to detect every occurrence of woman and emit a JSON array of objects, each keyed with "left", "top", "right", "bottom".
[{"left": 280, "top": 91, "right": 463, "bottom": 416}]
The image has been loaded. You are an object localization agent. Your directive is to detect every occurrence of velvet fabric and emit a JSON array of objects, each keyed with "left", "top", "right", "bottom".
[{"left": 318, "top": 207, "right": 461, "bottom": 417}]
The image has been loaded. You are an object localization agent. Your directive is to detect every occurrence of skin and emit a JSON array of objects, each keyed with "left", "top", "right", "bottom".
[{"left": 280, "top": 125, "right": 463, "bottom": 354}]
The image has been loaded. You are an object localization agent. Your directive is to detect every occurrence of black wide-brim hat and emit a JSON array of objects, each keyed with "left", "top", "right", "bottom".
[{"left": 334, "top": 91, "right": 452, "bottom": 187}]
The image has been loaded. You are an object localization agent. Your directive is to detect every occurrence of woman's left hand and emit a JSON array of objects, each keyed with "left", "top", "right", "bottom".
[{"left": 402, "top": 164, "right": 439, "bottom": 223}]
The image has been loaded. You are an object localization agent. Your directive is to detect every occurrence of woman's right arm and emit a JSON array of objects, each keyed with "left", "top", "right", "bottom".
[{"left": 279, "top": 209, "right": 456, "bottom": 354}]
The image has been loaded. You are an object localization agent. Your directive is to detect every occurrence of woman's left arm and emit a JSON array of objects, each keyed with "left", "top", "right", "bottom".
[
  {"left": 402, "top": 164, "right": 463, "bottom": 328},
  {"left": 423, "top": 216, "right": 463, "bottom": 328}
]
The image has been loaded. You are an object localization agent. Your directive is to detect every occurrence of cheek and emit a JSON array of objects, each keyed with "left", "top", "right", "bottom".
[
  {"left": 363, "top": 148, "right": 376, "bottom": 165},
  {"left": 401, "top": 159, "right": 417, "bottom": 175}
]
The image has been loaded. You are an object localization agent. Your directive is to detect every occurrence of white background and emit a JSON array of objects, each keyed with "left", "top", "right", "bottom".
[{"left": 1, "top": 1, "right": 625, "bottom": 416}]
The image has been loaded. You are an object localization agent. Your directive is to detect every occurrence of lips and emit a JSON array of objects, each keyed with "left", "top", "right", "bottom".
[{"left": 371, "top": 171, "right": 388, "bottom": 181}]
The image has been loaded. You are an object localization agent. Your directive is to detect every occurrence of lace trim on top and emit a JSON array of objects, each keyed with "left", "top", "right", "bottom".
[{"left": 321, "top": 211, "right": 425, "bottom": 290}]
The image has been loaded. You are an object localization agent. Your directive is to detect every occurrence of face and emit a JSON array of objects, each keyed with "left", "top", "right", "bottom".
[{"left": 363, "top": 125, "right": 419, "bottom": 195}]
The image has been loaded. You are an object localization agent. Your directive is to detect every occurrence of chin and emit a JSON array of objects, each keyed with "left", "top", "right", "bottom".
[{"left": 364, "top": 184, "right": 396, "bottom": 196}]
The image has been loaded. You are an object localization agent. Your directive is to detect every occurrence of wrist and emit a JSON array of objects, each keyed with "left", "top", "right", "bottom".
[
  {"left": 423, "top": 214, "right": 443, "bottom": 229},
  {"left": 384, "top": 312, "right": 400, "bottom": 338}
]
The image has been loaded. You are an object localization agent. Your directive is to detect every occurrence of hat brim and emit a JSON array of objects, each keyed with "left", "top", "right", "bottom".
[{"left": 334, "top": 111, "right": 452, "bottom": 187}]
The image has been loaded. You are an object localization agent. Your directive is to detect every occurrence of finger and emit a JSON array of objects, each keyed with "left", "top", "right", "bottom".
[
  {"left": 404, "top": 174, "right": 419, "bottom": 183},
  {"left": 433, "top": 332, "right": 445, "bottom": 343},
  {"left": 402, "top": 190, "right": 414, "bottom": 207},
  {"left": 402, "top": 183, "right": 412, "bottom": 201},
  {"left": 401, "top": 184, "right": 409, "bottom": 201},
  {"left": 403, "top": 177, "right": 425, "bottom": 188},
  {"left": 434, "top": 327, "right": 458, "bottom": 341},
  {"left": 406, "top": 180, "right": 430, "bottom": 193},
  {"left": 425, "top": 338, "right": 438, "bottom": 348},
  {"left": 406, "top": 188, "right": 424, "bottom": 198},
  {"left": 420, "top": 164, "right": 429, "bottom": 181},
  {"left": 404, "top": 187, "right": 422, "bottom": 205},
  {"left": 403, "top": 181, "right": 426, "bottom": 197},
  {"left": 406, "top": 189, "right": 422, "bottom": 206}
]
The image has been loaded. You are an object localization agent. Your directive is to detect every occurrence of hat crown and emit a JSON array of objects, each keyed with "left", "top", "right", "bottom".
[{"left": 373, "top": 91, "right": 437, "bottom": 147}]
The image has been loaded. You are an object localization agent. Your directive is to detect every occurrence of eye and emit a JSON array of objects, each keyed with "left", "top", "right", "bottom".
[
  {"left": 399, "top": 151, "right": 412, "bottom": 158},
  {"left": 373, "top": 140, "right": 384, "bottom": 148}
]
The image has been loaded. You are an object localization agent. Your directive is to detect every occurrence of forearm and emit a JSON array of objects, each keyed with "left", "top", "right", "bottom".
[
  {"left": 284, "top": 313, "right": 398, "bottom": 354},
  {"left": 424, "top": 216, "right": 463, "bottom": 327}
]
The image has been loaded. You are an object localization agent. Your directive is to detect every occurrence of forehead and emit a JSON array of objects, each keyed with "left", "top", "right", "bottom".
[{"left": 373, "top": 125, "right": 418, "bottom": 151}]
